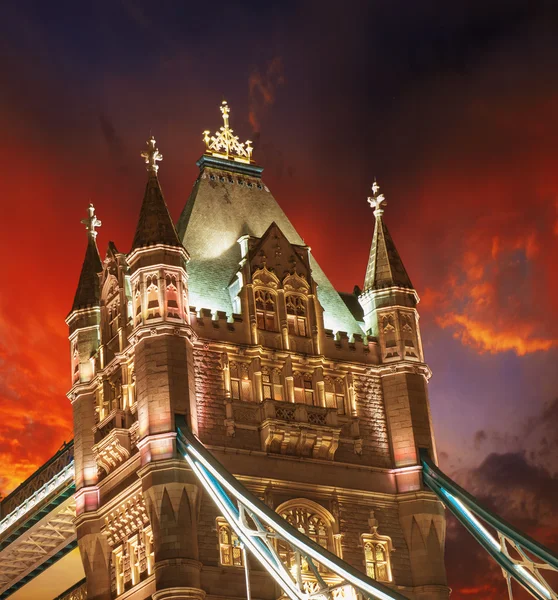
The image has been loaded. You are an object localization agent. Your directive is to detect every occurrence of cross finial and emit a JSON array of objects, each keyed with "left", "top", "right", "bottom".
[
  {"left": 367, "top": 179, "right": 387, "bottom": 217},
  {"left": 81, "top": 203, "right": 102, "bottom": 239},
  {"left": 220, "top": 100, "right": 230, "bottom": 129},
  {"left": 141, "top": 135, "right": 163, "bottom": 176}
]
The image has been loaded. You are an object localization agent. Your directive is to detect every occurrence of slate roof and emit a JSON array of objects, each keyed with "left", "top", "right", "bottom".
[
  {"left": 71, "top": 236, "right": 102, "bottom": 311},
  {"left": 131, "top": 175, "right": 181, "bottom": 250},
  {"left": 177, "top": 160, "right": 365, "bottom": 337},
  {"left": 362, "top": 215, "right": 413, "bottom": 292}
]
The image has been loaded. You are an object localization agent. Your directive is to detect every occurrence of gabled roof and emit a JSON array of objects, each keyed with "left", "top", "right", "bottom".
[
  {"left": 131, "top": 175, "right": 181, "bottom": 251},
  {"left": 71, "top": 236, "right": 103, "bottom": 311},
  {"left": 363, "top": 215, "right": 413, "bottom": 292},
  {"left": 177, "top": 159, "right": 364, "bottom": 336}
]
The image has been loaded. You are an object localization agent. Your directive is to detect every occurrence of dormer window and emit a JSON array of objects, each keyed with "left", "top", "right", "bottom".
[
  {"left": 255, "top": 290, "right": 278, "bottom": 331},
  {"left": 286, "top": 295, "right": 308, "bottom": 337}
]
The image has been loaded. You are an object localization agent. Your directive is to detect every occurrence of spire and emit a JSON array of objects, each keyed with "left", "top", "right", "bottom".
[
  {"left": 131, "top": 136, "right": 181, "bottom": 250},
  {"left": 362, "top": 181, "right": 413, "bottom": 292},
  {"left": 71, "top": 204, "right": 103, "bottom": 311}
]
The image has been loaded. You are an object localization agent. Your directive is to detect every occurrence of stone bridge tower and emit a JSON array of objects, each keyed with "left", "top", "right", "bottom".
[{"left": 67, "top": 103, "right": 449, "bottom": 600}]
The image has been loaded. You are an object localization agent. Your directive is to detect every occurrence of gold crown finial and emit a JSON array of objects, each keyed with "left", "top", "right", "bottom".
[
  {"left": 367, "top": 179, "right": 387, "bottom": 217},
  {"left": 141, "top": 135, "right": 163, "bottom": 176},
  {"left": 81, "top": 203, "right": 102, "bottom": 239},
  {"left": 203, "top": 101, "right": 254, "bottom": 164}
]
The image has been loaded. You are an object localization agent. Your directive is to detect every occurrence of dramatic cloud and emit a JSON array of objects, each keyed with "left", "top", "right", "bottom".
[{"left": 248, "top": 57, "right": 285, "bottom": 134}]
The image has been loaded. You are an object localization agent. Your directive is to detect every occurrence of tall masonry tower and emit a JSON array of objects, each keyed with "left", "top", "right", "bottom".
[{"left": 67, "top": 102, "right": 449, "bottom": 600}]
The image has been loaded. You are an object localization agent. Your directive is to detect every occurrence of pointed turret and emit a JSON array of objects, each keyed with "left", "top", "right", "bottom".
[
  {"left": 131, "top": 136, "right": 181, "bottom": 250},
  {"left": 358, "top": 182, "right": 421, "bottom": 353},
  {"left": 71, "top": 204, "right": 103, "bottom": 311},
  {"left": 362, "top": 181, "right": 413, "bottom": 293}
]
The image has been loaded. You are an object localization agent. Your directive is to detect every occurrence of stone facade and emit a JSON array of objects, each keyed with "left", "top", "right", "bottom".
[{"left": 64, "top": 112, "right": 450, "bottom": 600}]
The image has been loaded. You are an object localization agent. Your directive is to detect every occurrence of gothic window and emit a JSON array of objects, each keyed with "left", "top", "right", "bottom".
[
  {"left": 381, "top": 312, "right": 398, "bottom": 358},
  {"left": 294, "top": 372, "right": 314, "bottom": 405},
  {"left": 362, "top": 539, "right": 391, "bottom": 582},
  {"left": 133, "top": 280, "right": 142, "bottom": 326},
  {"left": 324, "top": 377, "right": 346, "bottom": 414},
  {"left": 72, "top": 342, "right": 79, "bottom": 383},
  {"left": 165, "top": 272, "right": 180, "bottom": 319},
  {"left": 262, "top": 367, "right": 284, "bottom": 401},
  {"left": 255, "top": 289, "right": 278, "bottom": 331},
  {"left": 145, "top": 273, "right": 160, "bottom": 320},
  {"left": 401, "top": 313, "right": 418, "bottom": 358},
  {"left": 112, "top": 546, "right": 125, "bottom": 595},
  {"left": 217, "top": 518, "right": 243, "bottom": 567},
  {"left": 286, "top": 295, "right": 308, "bottom": 337},
  {"left": 230, "top": 361, "right": 253, "bottom": 402},
  {"left": 276, "top": 501, "right": 336, "bottom": 574}
]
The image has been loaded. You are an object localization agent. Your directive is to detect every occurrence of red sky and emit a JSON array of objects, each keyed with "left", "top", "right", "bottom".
[{"left": 0, "top": 1, "right": 556, "bottom": 596}]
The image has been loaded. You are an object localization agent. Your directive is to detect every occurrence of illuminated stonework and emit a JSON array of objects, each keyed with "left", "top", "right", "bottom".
[
  {"left": 203, "top": 101, "right": 254, "bottom": 164},
  {"left": 0, "top": 106, "right": 449, "bottom": 600}
]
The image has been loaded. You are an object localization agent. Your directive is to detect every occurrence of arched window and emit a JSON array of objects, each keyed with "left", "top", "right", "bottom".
[
  {"left": 324, "top": 377, "right": 346, "bottom": 415},
  {"left": 145, "top": 273, "right": 160, "bottom": 320},
  {"left": 294, "top": 372, "right": 314, "bottom": 405},
  {"left": 286, "top": 295, "right": 308, "bottom": 337},
  {"left": 276, "top": 500, "right": 338, "bottom": 574},
  {"left": 230, "top": 361, "right": 253, "bottom": 402},
  {"left": 262, "top": 367, "right": 284, "bottom": 401},
  {"left": 165, "top": 272, "right": 180, "bottom": 319},
  {"left": 107, "top": 300, "right": 119, "bottom": 340},
  {"left": 255, "top": 290, "right": 278, "bottom": 331},
  {"left": 216, "top": 517, "right": 243, "bottom": 567},
  {"left": 363, "top": 540, "right": 391, "bottom": 582}
]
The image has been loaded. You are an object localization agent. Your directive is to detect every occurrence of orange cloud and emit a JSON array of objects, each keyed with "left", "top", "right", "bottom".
[{"left": 438, "top": 313, "right": 556, "bottom": 356}]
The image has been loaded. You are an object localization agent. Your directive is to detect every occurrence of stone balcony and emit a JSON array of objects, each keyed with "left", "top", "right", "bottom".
[
  {"left": 93, "top": 409, "right": 137, "bottom": 476},
  {"left": 231, "top": 399, "right": 341, "bottom": 460}
]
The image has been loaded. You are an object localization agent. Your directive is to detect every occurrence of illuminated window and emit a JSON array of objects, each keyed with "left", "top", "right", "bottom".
[
  {"left": 262, "top": 367, "right": 284, "bottom": 401},
  {"left": 165, "top": 272, "right": 180, "bottom": 319},
  {"left": 112, "top": 546, "right": 125, "bottom": 595},
  {"left": 294, "top": 372, "right": 314, "bottom": 405},
  {"left": 286, "top": 295, "right": 308, "bottom": 337},
  {"left": 325, "top": 377, "right": 346, "bottom": 415},
  {"left": 277, "top": 501, "right": 337, "bottom": 574},
  {"left": 145, "top": 273, "right": 160, "bottom": 320},
  {"left": 230, "top": 361, "right": 253, "bottom": 402},
  {"left": 362, "top": 540, "right": 391, "bottom": 582},
  {"left": 107, "top": 300, "right": 119, "bottom": 340},
  {"left": 255, "top": 290, "right": 278, "bottom": 331},
  {"left": 217, "top": 518, "right": 243, "bottom": 567}
]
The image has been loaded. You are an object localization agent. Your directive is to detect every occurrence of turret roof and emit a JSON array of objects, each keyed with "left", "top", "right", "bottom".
[
  {"left": 362, "top": 182, "right": 413, "bottom": 292},
  {"left": 131, "top": 136, "right": 182, "bottom": 251}
]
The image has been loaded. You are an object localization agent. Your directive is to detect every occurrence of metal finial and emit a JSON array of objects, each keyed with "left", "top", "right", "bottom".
[
  {"left": 141, "top": 135, "right": 163, "bottom": 176},
  {"left": 367, "top": 179, "right": 387, "bottom": 217},
  {"left": 81, "top": 203, "right": 102, "bottom": 239},
  {"left": 202, "top": 101, "right": 254, "bottom": 164}
]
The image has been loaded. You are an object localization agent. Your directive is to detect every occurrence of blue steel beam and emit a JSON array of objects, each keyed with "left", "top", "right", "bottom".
[
  {"left": 176, "top": 417, "right": 409, "bottom": 600},
  {"left": 420, "top": 449, "right": 558, "bottom": 600}
]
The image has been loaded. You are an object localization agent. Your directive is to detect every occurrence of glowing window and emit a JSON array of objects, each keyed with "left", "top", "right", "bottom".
[
  {"left": 294, "top": 372, "right": 314, "bottom": 405},
  {"left": 129, "top": 536, "right": 141, "bottom": 585},
  {"left": 262, "top": 367, "right": 284, "bottom": 401},
  {"left": 143, "top": 527, "right": 154, "bottom": 575},
  {"left": 363, "top": 540, "right": 391, "bottom": 582},
  {"left": 165, "top": 272, "right": 180, "bottom": 319},
  {"left": 112, "top": 546, "right": 124, "bottom": 595},
  {"left": 277, "top": 502, "right": 335, "bottom": 574},
  {"left": 325, "top": 377, "right": 346, "bottom": 415},
  {"left": 230, "top": 361, "right": 253, "bottom": 402},
  {"left": 217, "top": 518, "right": 243, "bottom": 567},
  {"left": 145, "top": 273, "right": 160, "bottom": 320},
  {"left": 286, "top": 295, "right": 308, "bottom": 337},
  {"left": 255, "top": 290, "right": 278, "bottom": 331}
]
